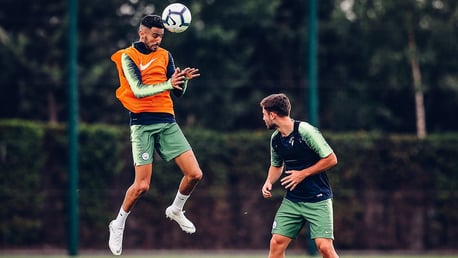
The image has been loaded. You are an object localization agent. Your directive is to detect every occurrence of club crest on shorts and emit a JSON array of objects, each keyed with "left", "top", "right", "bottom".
[
  {"left": 272, "top": 220, "right": 277, "bottom": 229},
  {"left": 141, "top": 152, "right": 150, "bottom": 160}
]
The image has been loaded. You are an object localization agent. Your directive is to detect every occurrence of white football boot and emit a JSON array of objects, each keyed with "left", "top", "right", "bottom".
[
  {"left": 165, "top": 206, "right": 196, "bottom": 234},
  {"left": 108, "top": 220, "right": 124, "bottom": 255}
]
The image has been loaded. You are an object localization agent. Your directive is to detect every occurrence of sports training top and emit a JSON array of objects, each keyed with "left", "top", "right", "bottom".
[
  {"left": 111, "top": 42, "right": 188, "bottom": 125},
  {"left": 270, "top": 120, "right": 334, "bottom": 202}
]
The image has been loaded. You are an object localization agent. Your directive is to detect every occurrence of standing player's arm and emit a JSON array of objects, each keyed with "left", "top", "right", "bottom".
[
  {"left": 266, "top": 165, "right": 284, "bottom": 185},
  {"left": 121, "top": 53, "right": 181, "bottom": 98},
  {"left": 262, "top": 138, "right": 285, "bottom": 198},
  {"left": 262, "top": 165, "right": 283, "bottom": 199}
]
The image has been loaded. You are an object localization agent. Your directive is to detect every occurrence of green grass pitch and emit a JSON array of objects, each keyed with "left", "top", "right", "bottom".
[{"left": 1, "top": 254, "right": 458, "bottom": 258}]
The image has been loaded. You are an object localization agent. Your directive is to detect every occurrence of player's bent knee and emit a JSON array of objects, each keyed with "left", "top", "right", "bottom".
[
  {"left": 187, "top": 169, "right": 203, "bottom": 184},
  {"left": 192, "top": 169, "right": 203, "bottom": 180},
  {"left": 133, "top": 182, "right": 150, "bottom": 195},
  {"left": 185, "top": 164, "right": 203, "bottom": 180}
]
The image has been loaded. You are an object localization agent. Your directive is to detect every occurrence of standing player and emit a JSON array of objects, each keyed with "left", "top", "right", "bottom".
[
  {"left": 259, "top": 93, "right": 339, "bottom": 258},
  {"left": 108, "top": 14, "right": 202, "bottom": 256}
]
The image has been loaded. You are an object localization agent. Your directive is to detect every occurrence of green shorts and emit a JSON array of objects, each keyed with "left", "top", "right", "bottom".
[
  {"left": 130, "top": 123, "right": 191, "bottom": 165},
  {"left": 271, "top": 198, "right": 334, "bottom": 240}
]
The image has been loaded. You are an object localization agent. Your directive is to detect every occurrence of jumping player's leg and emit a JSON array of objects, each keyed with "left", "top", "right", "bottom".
[
  {"left": 175, "top": 150, "right": 203, "bottom": 195},
  {"left": 109, "top": 124, "right": 156, "bottom": 255},
  {"left": 165, "top": 150, "right": 202, "bottom": 233},
  {"left": 158, "top": 123, "right": 203, "bottom": 195},
  {"left": 109, "top": 165, "right": 153, "bottom": 255},
  {"left": 114, "top": 121, "right": 157, "bottom": 226},
  {"left": 158, "top": 123, "right": 203, "bottom": 233},
  {"left": 121, "top": 164, "right": 153, "bottom": 212}
]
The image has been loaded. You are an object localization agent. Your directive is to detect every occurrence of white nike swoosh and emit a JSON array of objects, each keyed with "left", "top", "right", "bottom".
[{"left": 139, "top": 58, "right": 156, "bottom": 71}]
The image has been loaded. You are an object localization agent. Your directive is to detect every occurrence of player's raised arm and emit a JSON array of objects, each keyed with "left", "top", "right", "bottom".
[{"left": 182, "top": 67, "right": 200, "bottom": 80}]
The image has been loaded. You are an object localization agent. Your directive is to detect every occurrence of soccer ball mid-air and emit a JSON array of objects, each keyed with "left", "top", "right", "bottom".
[{"left": 161, "top": 3, "right": 192, "bottom": 33}]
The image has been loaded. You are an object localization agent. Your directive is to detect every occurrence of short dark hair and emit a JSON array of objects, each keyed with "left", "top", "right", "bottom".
[
  {"left": 260, "top": 93, "right": 291, "bottom": 117},
  {"left": 140, "top": 15, "right": 164, "bottom": 29}
]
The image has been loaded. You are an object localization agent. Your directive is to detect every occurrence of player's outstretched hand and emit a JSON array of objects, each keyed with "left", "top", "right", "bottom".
[
  {"left": 171, "top": 68, "right": 186, "bottom": 90},
  {"left": 182, "top": 67, "right": 200, "bottom": 80}
]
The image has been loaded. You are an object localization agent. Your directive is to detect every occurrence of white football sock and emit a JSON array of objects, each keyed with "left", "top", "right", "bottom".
[
  {"left": 114, "top": 207, "right": 130, "bottom": 228},
  {"left": 171, "top": 190, "right": 190, "bottom": 211}
]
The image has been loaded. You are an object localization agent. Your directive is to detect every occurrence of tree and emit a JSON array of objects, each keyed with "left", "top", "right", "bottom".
[
  {"left": 0, "top": 0, "right": 67, "bottom": 123},
  {"left": 321, "top": 0, "right": 458, "bottom": 133},
  {"left": 0, "top": 0, "right": 457, "bottom": 133}
]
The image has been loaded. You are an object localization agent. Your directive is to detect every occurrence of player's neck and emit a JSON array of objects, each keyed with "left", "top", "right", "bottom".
[{"left": 277, "top": 118, "right": 294, "bottom": 137}]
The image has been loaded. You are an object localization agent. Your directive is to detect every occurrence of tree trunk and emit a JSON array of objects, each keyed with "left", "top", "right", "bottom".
[{"left": 407, "top": 18, "right": 426, "bottom": 139}]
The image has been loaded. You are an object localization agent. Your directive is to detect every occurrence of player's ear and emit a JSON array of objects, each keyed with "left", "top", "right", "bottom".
[
  {"left": 138, "top": 26, "right": 145, "bottom": 40},
  {"left": 268, "top": 112, "right": 273, "bottom": 119}
]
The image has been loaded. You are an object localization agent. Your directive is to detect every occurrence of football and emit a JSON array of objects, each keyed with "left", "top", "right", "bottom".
[{"left": 161, "top": 3, "right": 192, "bottom": 33}]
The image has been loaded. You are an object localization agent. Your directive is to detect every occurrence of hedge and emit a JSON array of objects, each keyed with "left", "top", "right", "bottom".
[{"left": 0, "top": 120, "right": 457, "bottom": 251}]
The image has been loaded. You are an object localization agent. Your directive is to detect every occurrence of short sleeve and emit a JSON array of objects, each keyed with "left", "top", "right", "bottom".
[
  {"left": 270, "top": 131, "right": 284, "bottom": 167},
  {"left": 298, "top": 122, "right": 333, "bottom": 158}
]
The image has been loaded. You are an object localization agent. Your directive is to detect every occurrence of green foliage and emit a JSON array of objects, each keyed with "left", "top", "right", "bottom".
[
  {"left": 1, "top": 0, "right": 457, "bottom": 132},
  {"left": 0, "top": 120, "right": 128, "bottom": 247},
  {"left": 0, "top": 120, "right": 46, "bottom": 245},
  {"left": 77, "top": 124, "right": 127, "bottom": 245},
  {"left": 327, "top": 132, "right": 458, "bottom": 249},
  {"left": 1, "top": 120, "right": 457, "bottom": 250}
]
